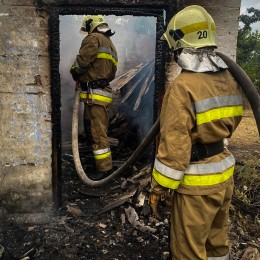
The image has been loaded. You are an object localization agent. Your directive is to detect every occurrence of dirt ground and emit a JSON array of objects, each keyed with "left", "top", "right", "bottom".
[
  {"left": 0, "top": 110, "right": 259, "bottom": 260},
  {"left": 228, "top": 110, "right": 260, "bottom": 164}
]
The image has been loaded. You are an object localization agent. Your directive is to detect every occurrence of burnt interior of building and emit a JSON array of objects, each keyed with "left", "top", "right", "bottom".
[{"left": 49, "top": 5, "right": 174, "bottom": 206}]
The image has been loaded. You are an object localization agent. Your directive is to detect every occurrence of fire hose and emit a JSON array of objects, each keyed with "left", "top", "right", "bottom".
[
  {"left": 216, "top": 52, "right": 260, "bottom": 134},
  {"left": 72, "top": 52, "right": 260, "bottom": 187},
  {"left": 72, "top": 87, "right": 160, "bottom": 187}
]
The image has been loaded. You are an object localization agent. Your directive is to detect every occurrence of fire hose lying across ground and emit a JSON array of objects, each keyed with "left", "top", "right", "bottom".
[{"left": 72, "top": 52, "right": 260, "bottom": 187}]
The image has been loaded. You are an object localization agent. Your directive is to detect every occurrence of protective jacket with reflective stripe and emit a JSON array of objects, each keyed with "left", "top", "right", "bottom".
[
  {"left": 72, "top": 32, "right": 117, "bottom": 172},
  {"left": 74, "top": 32, "right": 118, "bottom": 83},
  {"left": 152, "top": 69, "right": 243, "bottom": 195},
  {"left": 80, "top": 87, "right": 113, "bottom": 106}
]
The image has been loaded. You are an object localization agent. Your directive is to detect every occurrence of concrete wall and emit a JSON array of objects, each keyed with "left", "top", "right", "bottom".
[
  {"left": 0, "top": 0, "right": 241, "bottom": 220},
  {"left": 0, "top": 0, "right": 52, "bottom": 218}
]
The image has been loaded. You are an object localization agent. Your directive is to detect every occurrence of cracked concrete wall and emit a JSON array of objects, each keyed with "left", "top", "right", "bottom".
[
  {"left": 0, "top": 1, "right": 52, "bottom": 214},
  {"left": 0, "top": 0, "right": 241, "bottom": 218}
]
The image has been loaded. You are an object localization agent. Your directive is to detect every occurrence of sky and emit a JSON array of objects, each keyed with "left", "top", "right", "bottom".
[{"left": 240, "top": 0, "right": 260, "bottom": 31}]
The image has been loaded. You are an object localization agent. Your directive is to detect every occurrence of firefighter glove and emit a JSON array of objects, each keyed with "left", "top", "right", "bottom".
[
  {"left": 149, "top": 177, "right": 170, "bottom": 221},
  {"left": 70, "top": 64, "right": 82, "bottom": 81}
]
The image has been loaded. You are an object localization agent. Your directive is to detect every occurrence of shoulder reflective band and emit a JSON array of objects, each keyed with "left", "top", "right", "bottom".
[
  {"left": 196, "top": 106, "right": 243, "bottom": 125},
  {"left": 93, "top": 148, "right": 111, "bottom": 160},
  {"left": 97, "top": 47, "right": 118, "bottom": 66},
  {"left": 170, "top": 22, "right": 216, "bottom": 41},
  {"left": 194, "top": 95, "right": 243, "bottom": 125},
  {"left": 194, "top": 95, "right": 243, "bottom": 113}
]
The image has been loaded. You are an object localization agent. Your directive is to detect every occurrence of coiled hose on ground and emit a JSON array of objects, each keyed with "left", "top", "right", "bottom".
[{"left": 72, "top": 52, "right": 260, "bottom": 187}]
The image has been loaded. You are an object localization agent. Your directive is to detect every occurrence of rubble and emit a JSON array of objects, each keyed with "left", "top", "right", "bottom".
[
  {"left": 1, "top": 157, "right": 259, "bottom": 259},
  {"left": 124, "top": 205, "right": 157, "bottom": 233}
]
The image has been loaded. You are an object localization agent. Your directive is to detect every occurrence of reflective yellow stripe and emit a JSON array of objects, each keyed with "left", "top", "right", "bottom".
[
  {"left": 94, "top": 151, "right": 111, "bottom": 160},
  {"left": 80, "top": 93, "right": 112, "bottom": 103},
  {"left": 80, "top": 92, "right": 86, "bottom": 98},
  {"left": 187, "top": 155, "right": 235, "bottom": 174},
  {"left": 154, "top": 158, "right": 184, "bottom": 180},
  {"left": 90, "top": 94, "right": 112, "bottom": 103},
  {"left": 181, "top": 166, "right": 234, "bottom": 186},
  {"left": 97, "top": 52, "right": 118, "bottom": 66},
  {"left": 153, "top": 166, "right": 234, "bottom": 189},
  {"left": 152, "top": 168, "right": 181, "bottom": 190},
  {"left": 181, "top": 22, "right": 216, "bottom": 35},
  {"left": 196, "top": 106, "right": 243, "bottom": 125}
]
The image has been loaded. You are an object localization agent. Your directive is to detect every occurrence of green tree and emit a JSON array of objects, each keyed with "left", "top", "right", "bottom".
[{"left": 237, "top": 8, "right": 260, "bottom": 92}]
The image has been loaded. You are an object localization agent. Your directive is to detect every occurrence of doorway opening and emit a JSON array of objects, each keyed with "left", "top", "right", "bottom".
[{"left": 50, "top": 7, "right": 166, "bottom": 207}]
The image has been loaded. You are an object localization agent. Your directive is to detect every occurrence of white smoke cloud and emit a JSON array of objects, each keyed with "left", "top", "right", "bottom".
[{"left": 59, "top": 15, "right": 157, "bottom": 144}]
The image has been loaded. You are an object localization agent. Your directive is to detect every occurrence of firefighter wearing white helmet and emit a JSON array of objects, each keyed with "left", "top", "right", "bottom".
[
  {"left": 149, "top": 5, "right": 243, "bottom": 260},
  {"left": 70, "top": 15, "right": 118, "bottom": 180}
]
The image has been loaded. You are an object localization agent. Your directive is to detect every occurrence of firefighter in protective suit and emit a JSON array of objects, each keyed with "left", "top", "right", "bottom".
[
  {"left": 70, "top": 15, "right": 118, "bottom": 180},
  {"left": 149, "top": 5, "right": 243, "bottom": 260}
]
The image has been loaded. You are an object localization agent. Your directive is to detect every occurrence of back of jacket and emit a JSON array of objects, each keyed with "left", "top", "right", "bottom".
[
  {"left": 76, "top": 32, "right": 118, "bottom": 82},
  {"left": 152, "top": 69, "right": 243, "bottom": 195}
]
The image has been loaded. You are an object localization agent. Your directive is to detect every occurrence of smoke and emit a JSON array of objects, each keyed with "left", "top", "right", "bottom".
[{"left": 59, "top": 15, "right": 156, "bottom": 144}]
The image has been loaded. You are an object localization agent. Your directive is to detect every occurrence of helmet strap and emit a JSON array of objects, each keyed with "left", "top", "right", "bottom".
[
  {"left": 85, "top": 19, "right": 93, "bottom": 32},
  {"left": 104, "top": 29, "right": 115, "bottom": 37}
]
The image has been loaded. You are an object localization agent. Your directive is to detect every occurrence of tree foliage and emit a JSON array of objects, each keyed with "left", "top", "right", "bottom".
[{"left": 237, "top": 8, "right": 260, "bottom": 92}]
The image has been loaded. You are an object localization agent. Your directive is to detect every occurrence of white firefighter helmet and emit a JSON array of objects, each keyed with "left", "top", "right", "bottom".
[
  {"left": 161, "top": 5, "right": 217, "bottom": 51},
  {"left": 80, "top": 15, "right": 110, "bottom": 34}
]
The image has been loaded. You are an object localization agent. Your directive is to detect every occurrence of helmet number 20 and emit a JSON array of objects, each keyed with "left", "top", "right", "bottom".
[{"left": 197, "top": 30, "right": 208, "bottom": 39}]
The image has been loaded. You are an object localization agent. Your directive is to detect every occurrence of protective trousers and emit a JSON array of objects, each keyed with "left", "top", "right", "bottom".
[
  {"left": 84, "top": 104, "right": 112, "bottom": 173},
  {"left": 170, "top": 180, "right": 234, "bottom": 260}
]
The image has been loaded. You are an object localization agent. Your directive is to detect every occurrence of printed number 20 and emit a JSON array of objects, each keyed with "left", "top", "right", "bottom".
[{"left": 197, "top": 30, "right": 207, "bottom": 39}]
